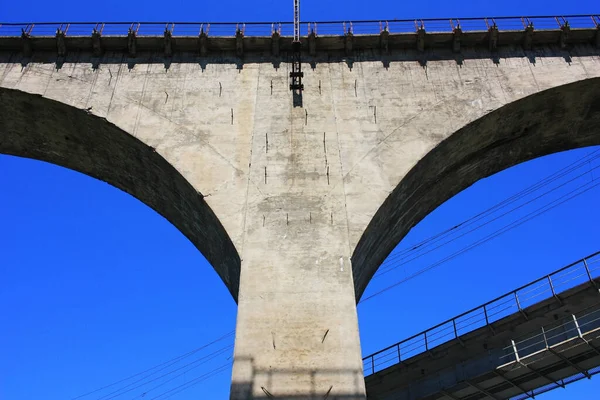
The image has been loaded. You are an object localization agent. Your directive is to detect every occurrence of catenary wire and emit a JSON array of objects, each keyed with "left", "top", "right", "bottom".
[
  {"left": 359, "top": 178, "right": 600, "bottom": 304},
  {"left": 99, "top": 344, "right": 234, "bottom": 400},
  {"left": 374, "top": 162, "right": 600, "bottom": 278},
  {"left": 149, "top": 362, "right": 233, "bottom": 400},
  {"left": 127, "top": 345, "right": 234, "bottom": 399},
  {"left": 72, "top": 330, "right": 234, "bottom": 400},
  {"left": 375, "top": 149, "right": 600, "bottom": 274},
  {"left": 377, "top": 149, "right": 600, "bottom": 270}
]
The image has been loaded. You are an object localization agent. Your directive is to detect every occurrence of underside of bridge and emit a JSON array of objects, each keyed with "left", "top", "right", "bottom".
[
  {"left": 0, "top": 88, "right": 241, "bottom": 299},
  {"left": 364, "top": 253, "right": 600, "bottom": 400},
  {"left": 353, "top": 77, "right": 600, "bottom": 300},
  {"left": 2, "top": 19, "right": 600, "bottom": 399}
]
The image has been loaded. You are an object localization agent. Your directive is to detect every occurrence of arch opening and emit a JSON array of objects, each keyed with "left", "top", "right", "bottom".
[
  {"left": 0, "top": 87, "right": 240, "bottom": 301},
  {"left": 353, "top": 77, "right": 600, "bottom": 301}
]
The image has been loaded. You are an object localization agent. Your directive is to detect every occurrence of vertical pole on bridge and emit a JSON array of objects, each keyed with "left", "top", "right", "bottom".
[
  {"left": 583, "top": 258, "right": 599, "bottom": 291},
  {"left": 289, "top": 0, "right": 304, "bottom": 99}
]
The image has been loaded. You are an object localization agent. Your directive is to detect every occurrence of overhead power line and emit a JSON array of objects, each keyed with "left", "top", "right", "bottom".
[
  {"left": 100, "top": 344, "right": 234, "bottom": 400},
  {"left": 72, "top": 330, "right": 234, "bottom": 400},
  {"left": 375, "top": 148, "right": 600, "bottom": 275},
  {"left": 149, "top": 362, "right": 232, "bottom": 400},
  {"left": 360, "top": 156, "right": 600, "bottom": 304},
  {"left": 374, "top": 162, "right": 600, "bottom": 279},
  {"left": 119, "top": 345, "right": 233, "bottom": 400}
]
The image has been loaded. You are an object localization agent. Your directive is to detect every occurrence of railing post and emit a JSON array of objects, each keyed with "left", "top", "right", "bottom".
[
  {"left": 584, "top": 259, "right": 596, "bottom": 282},
  {"left": 424, "top": 331, "right": 428, "bottom": 351},
  {"left": 515, "top": 291, "right": 529, "bottom": 320},
  {"left": 573, "top": 314, "right": 584, "bottom": 339},
  {"left": 453, "top": 319, "right": 458, "bottom": 338},
  {"left": 583, "top": 258, "right": 599, "bottom": 291},
  {"left": 371, "top": 356, "right": 374, "bottom": 375},
  {"left": 548, "top": 275, "right": 557, "bottom": 297},
  {"left": 584, "top": 259, "right": 593, "bottom": 281},
  {"left": 397, "top": 344, "right": 401, "bottom": 364},
  {"left": 548, "top": 275, "right": 564, "bottom": 305},
  {"left": 511, "top": 339, "right": 520, "bottom": 362},
  {"left": 484, "top": 304, "right": 490, "bottom": 325},
  {"left": 542, "top": 326, "right": 548, "bottom": 349}
]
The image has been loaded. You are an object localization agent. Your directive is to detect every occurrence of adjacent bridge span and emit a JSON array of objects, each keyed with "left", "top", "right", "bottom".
[{"left": 364, "top": 252, "right": 600, "bottom": 400}]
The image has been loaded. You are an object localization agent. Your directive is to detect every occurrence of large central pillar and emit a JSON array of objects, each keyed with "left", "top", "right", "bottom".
[
  {"left": 229, "top": 86, "right": 366, "bottom": 399},
  {"left": 230, "top": 225, "right": 365, "bottom": 399}
]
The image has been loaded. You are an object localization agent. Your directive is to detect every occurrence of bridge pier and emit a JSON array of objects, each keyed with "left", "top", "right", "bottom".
[
  {"left": 222, "top": 73, "right": 366, "bottom": 399},
  {"left": 230, "top": 228, "right": 366, "bottom": 399}
]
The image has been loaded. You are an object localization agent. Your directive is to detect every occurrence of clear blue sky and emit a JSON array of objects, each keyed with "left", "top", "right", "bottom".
[{"left": 1, "top": 1, "right": 599, "bottom": 399}]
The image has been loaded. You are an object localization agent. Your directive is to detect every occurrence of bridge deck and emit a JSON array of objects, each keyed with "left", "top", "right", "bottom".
[
  {"left": 364, "top": 252, "right": 600, "bottom": 400},
  {"left": 423, "top": 308, "right": 600, "bottom": 400}
]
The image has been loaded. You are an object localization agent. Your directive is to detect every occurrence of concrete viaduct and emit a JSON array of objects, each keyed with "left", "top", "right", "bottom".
[{"left": 1, "top": 16, "right": 600, "bottom": 399}]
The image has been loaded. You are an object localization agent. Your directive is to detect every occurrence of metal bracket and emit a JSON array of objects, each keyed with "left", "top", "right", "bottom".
[
  {"left": 494, "top": 371, "right": 535, "bottom": 399},
  {"left": 308, "top": 28, "right": 317, "bottom": 57},
  {"left": 56, "top": 24, "right": 69, "bottom": 57},
  {"left": 522, "top": 18, "right": 534, "bottom": 50},
  {"left": 344, "top": 24, "right": 354, "bottom": 56},
  {"left": 21, "top": 24, "right": 34, "bottom": 57},
  {"left": 164, "top": 23, "right": 174, "bottom": 57},
  {"left": 451, "top": 19, "right": 462, "bottom": 53},
  {"left": 271, "top": 24, "right": 281, "bottom": 56},
  {"left": 519, "top": 361, "right": 565, "bottom": 388},
  {"left": 593, "top": 16, "right": 600, "bottom": 48},
  {"left": 558, "top": 17, "right": 570, "bottom": 49},
  {"left": 235, "top": 24, "right": 244, "bottom": 57},
  {"left": 416, "top": 20, "right": 426, "bottom": 52},
  {"left": 466, "top": 380, "right": 501, "bottom": 400},
  {"left": 91, "top": 23, "right": 104, "bottom": 56},
  {"left": 199, "top": 24, "right": 209, "bottom": 57},
  {"left": 127, "top": 23, "right": 139, "bottom": 57},
  {"left": 548, "top": 347, "right": 591, "bottom": 379},
  {"left": 379, "top": 21, "right": 389, "bottom": 54},
  {"left": 486, "top": 18, "right": 499, "bottom": 51}
]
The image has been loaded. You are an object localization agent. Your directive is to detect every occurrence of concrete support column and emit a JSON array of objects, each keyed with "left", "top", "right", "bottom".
[
  {"left": 227, "top": 68, "right": 366, "bottom": 399},
  {"left": 230, "top": 216, "right": 366, "bottom": 399}
]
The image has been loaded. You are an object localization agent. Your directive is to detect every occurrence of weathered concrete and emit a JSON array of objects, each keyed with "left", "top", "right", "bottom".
[
  {"left": 0, "top": 88, "right": 241, "bottom": 298},
  {"left": 1, "top": 34, "right": 600, "bottom": 398}
]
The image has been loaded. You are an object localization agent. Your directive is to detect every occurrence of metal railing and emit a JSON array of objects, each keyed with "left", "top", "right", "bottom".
[
  {"left": 362, "top": 251, "right": 600, "bottom": 376},
  {"left": 499, "top": 307, "right": 600, "bottom": 366},
  {"left": 506, "top": 306, "right": 600, "bottom": 400},
  {"left": 0, "top": 15, "right": 599, "bottom": 38}
]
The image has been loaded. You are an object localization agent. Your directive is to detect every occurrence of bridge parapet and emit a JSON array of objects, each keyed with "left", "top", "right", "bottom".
[{"left": 1, "top": 15, "right": 599, "bottom": 57}]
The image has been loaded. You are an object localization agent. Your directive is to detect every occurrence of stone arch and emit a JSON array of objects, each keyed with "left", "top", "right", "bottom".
[
  {"left": 352, "top": 77, "right": 600, "bottom": 301},
  {"left": 0, "top": 87, "right": 240, "bottom": 301}
]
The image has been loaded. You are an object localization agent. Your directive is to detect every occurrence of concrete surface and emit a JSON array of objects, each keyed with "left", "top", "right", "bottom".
[{"left": 1, "top": 35, "right": 600, "bottom": 398}]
